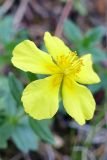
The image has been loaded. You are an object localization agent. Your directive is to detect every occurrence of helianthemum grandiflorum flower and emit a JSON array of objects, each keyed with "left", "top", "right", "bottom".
[{"left": 12, "top": 32, "right": 100, "bottom": 125}]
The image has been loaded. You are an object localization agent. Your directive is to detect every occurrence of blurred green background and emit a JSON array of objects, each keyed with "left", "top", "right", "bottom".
[{"left": 0, "top": 0, "right": 107, "bottom": 159}]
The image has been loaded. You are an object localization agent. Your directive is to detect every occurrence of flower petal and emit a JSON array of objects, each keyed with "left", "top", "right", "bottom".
[
  {"left": 21, "top": 74, "right": 62, "bottom": 119},
  {"left": 12, "top": 40, "right": 60, "bottom": 74},
  {"left": 75, "top": 54, "right": 100, "bottom": 84},
  {"left": 62, "top": 76, "right": 95, "bottom": 125},
  {"left": 44, "top": 32, "right": 71, "bottom": 58}
]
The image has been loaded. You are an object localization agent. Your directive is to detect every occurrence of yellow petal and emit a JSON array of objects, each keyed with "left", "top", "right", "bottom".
[
  {"left": 75, "top": 54, "right": 100, "bottom": 84},
  {"left": 62, "top": 76, "right": 95, "bottom": 125},
  {"left": 21, "top": 74, "right": 63, "bottom": 119},
  {"left": 12, "top": 40, "right": 60, "bottom": 74},
  {"left": 44, "top": 32, "right": 70, "bottom": 58}
]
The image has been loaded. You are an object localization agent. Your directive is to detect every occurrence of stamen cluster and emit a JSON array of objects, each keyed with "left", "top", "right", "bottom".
[{"left": 55, "top": 52, "right": 83, "bottom": 75}]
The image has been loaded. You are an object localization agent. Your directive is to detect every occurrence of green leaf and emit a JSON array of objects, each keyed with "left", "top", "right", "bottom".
[
  {"left": 0, "top": 139, "right": 7, "bottom": 149},
  {"left": 29, "top": 118, "right": 55, "bottom": 145},
  {"left": 89, "top": 48, "right": 107, "bottom": 63},
  {"left": 88, "top": 83, "right": 102, "bottom": 93},
  {"left": 100, "top": 70, "right": 107, "bottom": 90},
  {"left": 83, "top": 26, "right": 106, "bottom": 47},
  {"left": 73, "top": 0, "right": 87, "bottom": 16},
  {"left": 5, "top": 41, "right": 19, "bottom": 55},
  {"left": 11, "top": 118, "right": 38, "bottom": 153},
  {"left": 27, "top": 72, "right": 37, "bottom": 82},
  {"left": 8, "top": 72, "right": 23, "bottom": 106},
  {"left": 0, "top": 16, "right": 16, "bottom": 44},
  {"left": 63, "top": 19, "right": 83, "bottom": 43},
  {"left": 77, "top": 47, "right": 107, "bottom": 63},
  {"left": 0, "top": 122, "right": 14, "bottom": 149},
  {"left": 0, "top": 55, "right": 10, "bottom": 65},
  {"left": 0, "top": 76, "right": 17, "bottom": 116}
]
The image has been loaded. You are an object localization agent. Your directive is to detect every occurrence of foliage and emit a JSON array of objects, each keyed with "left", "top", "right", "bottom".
[{"left": 0, "top": 73, "right": 55, "bottom": 152}]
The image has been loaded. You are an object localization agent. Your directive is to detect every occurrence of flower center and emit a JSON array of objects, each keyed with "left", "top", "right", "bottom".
[{"left": 55, "top": 52, "right": 83, "bottom": 75}]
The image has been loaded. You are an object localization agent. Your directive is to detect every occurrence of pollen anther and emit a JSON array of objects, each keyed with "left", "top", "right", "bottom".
[{"left": 55, "top": 52, "right": 83, "bottom": 75}]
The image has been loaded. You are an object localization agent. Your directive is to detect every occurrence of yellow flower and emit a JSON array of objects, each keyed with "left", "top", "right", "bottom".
[{"left": 12, "top": 32, "right": 100, "bottom": 125}]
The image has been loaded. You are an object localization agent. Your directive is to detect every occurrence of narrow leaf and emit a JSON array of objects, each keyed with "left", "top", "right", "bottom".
[
  {"left": 29, "top": 118, "right": 55, "bottom": 145},
  {"left": 63, "top": 19, "right": 83, "bottom": 43},
  {"left": 11, "top": 122, "right": 38, "bottom": 153},
  {"left": 83, "top": 26, "right": 106, "bottom": 47},
  {"left": 8, "top": 72, "right": 23, "bottom": 106}
]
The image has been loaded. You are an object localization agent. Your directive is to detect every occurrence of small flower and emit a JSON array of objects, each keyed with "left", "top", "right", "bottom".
[{"left": 12, "top": 32, "right": 100, "bottom": 125}]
